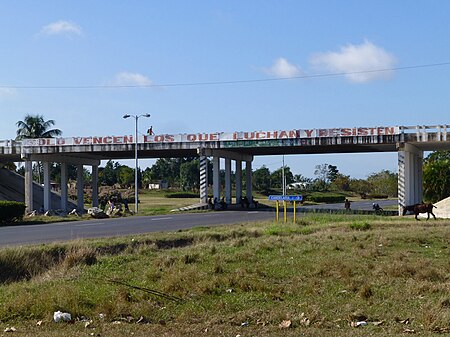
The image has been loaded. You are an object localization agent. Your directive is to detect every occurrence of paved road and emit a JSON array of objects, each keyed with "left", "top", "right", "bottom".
[
  {"left": 0, "top": 210, "right": 276, "bottom": 248},
  {"left": 302, "top": 199, "right": 398, "bottom": 211},
  {"left": 0, "top": 199, "right": 398, "bottom": 248}
]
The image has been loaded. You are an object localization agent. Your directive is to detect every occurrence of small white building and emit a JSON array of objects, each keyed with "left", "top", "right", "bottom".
[
  {"left": 287, "top": 182, "right": 307, "bottom": 190},
  {"left": 148, "top": 180, "right": 168, "bottom": 190}
]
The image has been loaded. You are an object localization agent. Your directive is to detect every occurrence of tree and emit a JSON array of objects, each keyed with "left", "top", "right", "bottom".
[
  {"left": 16, "top": 114, "right": 62, "bottom": 140},
  {"left": 99, "top": 160, "right": 120, "bottom": 186},
  {"left": 349, "top": 178, "right": 372, "bottom": 196},
  {"left": 270, "top": 166, "right": 294, "bottom": 188},
  {"left": 327, "top": 165, "right": 339, "bottom": 182},
  {"left": 50, "top": 163, "right": 78, "bottom": 183},
  {"left": 141, "top": 167, "right": 154, "bottom": 188},
  {"left": 367, "top": 170, "right": 398, "bottom": 197},
  {"left": 117, "top": 165, "right": 134, "bottom": 188},
  {"left": 330, "top": 173, "right": 350, "bottom": 191},
  {"left": 253, "top": 166, "right": 271, "bottom": 191},
  {"left": 15, "top": 114, "right": 62, "bottom": 183},
  {"left": 149, "top": 157, "right": 199, "bottom": 188},
  {"left": 423, "top": 151, "right": 450, "bottom": 202},
  {"left": 180, "top": 159, "right": 200, "bottom": 191}
]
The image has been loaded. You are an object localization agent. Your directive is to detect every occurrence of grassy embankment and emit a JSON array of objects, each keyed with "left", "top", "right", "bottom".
[{"left": 0, "top": 214, "right": 449, "bottom": 336}]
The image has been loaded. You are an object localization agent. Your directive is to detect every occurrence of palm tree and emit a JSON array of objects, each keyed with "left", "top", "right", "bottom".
[
  {"left": 15, "top": 114, "right": 62, "bottom": 183},
  {"left": 16, "top": 114, "right": 62, "bottom": 140}
]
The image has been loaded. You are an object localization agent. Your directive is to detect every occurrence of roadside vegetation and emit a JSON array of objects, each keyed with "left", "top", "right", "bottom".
[{"left": 0, "top": 214, "right": 449, "bottom": 336}]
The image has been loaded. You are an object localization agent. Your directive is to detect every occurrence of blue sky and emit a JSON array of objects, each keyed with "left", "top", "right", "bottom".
[{"left": 0, "top": 1, "right": 449, "bottom": 178}]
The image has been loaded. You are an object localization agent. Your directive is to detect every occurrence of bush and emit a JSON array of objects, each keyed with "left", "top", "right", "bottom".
[
  {"left": 304, "top": 193, "right": 346, "bottom": 203},
  {"left": 365, "top": 194, "right": 388, "bottom": 199},
  {"left": 0, "top": 201, "right": 26, "bottom": 225},
  {"left": 349, "top": 222, "right": 371, "bottom": 231},
  {"left": 165, "top": 192, "right": 198, "bottom": 198}
]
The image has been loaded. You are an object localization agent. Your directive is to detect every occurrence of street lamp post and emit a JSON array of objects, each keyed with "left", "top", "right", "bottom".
[{"left": 123, "top": 113, "right": 151, "bottom": 213}]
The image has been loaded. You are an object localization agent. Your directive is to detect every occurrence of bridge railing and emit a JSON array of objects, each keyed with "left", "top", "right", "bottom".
[
  {"left": 1, "top": 125, "right": 449, "bottom": 148},
  {"left": 400, "top": 125, "right": 450, "bottom": 142},
  {"left": 0, "top": 140, "right": 21, "bottom": 147}
]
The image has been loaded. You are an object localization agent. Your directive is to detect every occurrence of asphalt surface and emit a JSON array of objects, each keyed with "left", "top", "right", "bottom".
[
  {"left": 0, "top": 210, "right": 275, "bottom": 248},
  {"left": 302, "top": 199, "right": 397, "bottom": 211},
  {"left": 0, "top": 199, "right": 398, "bottom": 247}
]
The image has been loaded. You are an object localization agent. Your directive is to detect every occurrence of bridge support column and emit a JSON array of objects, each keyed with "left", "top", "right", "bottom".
[
  {"left": 76, "top": 164, "right": 84, "bottom": 213},
  {"left": 235, "top": 160, "right": 242, "bottom": 204},
  {"left": 60, "top": 162, "right": 68, "bottom": 213},
  {"left": 199, "top": 149, "right": 253, "bottom": 206},
  {"left": 199, "top": 156, "right": 208, "bottom": 204},
  {"left": 24, "top": 160, "right": 33, "bottom": 213},
  {"left": 92, "top": 164, "right": 99, "bottom": 207},
  {"left": 398, "top": 143, "right": 423, "bottom": 213},
  {"left": 246, "top": 160, "right": 252, "bottom": 200},
  {"left": 225, "top": 158, "right": 231, "bottom": 204},
  {"left": 212, "top": 156, "right": 220, "bottom": 202},
  {"left": 43, "top": 161, "right": 51, "bottom": 211}
]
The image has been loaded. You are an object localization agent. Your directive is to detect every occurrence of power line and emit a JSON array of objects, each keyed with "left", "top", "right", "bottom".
[{"left": 1, "top": 61, "right": 450, "bottom": 89}]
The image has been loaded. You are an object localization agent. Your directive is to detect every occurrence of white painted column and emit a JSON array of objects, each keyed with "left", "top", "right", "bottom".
[
  {"left": 91, "top": 164, "right": 99, "bottom": 207},
  {"left": 398, "top": 151, "right": 406, "bottom": 213},
  {"left": 235, "top": 160, "right": 242, "bottom": 204},
  {"left": 60, "top": 162, "right": 68, "bottom": 213},
  {"left": 77, "top": 164, "right": 84, "bottom": 213},
  {"left": 43, "top": 161, "right": 51, "bottom": 211},
  {"left": 398, "top": 143, "right": 423, "bottom": 213},
  {"left": 246, "top": 160, "right": 252, "bottom": 199},
  {"left": 225, "top": 158, "right": 232, "bottom": 204},
  {"left": 199, "top": 156, "right": 208, "bottom": 204},
  {"left": 417, "top": 155, "right": 423, "bottom": 203},
  {"left": 24, "top": 160, "right": 33, "bottom": 213},
  {"left": 213, "top": 156, "right": 220, "bottom": 201}
]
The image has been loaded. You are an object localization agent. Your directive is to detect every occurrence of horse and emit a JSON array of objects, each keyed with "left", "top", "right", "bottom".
[{"left": 402, "top": 203, "right": 436, "bottom": 220}]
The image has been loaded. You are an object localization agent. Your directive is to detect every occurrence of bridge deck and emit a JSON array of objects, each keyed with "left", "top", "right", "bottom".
[{"left": 1, "top": 125, "right": 450, "bottom": 162}]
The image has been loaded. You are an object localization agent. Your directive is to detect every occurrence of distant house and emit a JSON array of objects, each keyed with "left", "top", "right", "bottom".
[
  {"left": 148, "top": 180, "right": 169, "bottom": 190},
  {"left": 287, "top": 182, "right": 307, "bottom": 190}
]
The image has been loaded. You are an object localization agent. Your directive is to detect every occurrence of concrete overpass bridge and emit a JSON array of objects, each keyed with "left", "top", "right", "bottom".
[{"left": 1, "top": 124, "right": 449, "bottom": 214}]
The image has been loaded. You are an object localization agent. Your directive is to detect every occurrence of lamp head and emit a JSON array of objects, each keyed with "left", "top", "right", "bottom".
[
  {"left": 144, "top": 113, "right": 151, "bottom": 118},
  {"left": 123, "top": 114, "right": 131, "bottom": 119}
]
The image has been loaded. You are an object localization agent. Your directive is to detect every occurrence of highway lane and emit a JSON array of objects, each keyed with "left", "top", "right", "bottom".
[
  {"left": 302, "top": 199, "right": 398, "bottom": 211},
  {"left": 0, "top": 210, "right": 276, "bottom": 248},
  {"left": 0, "top": 199, "right": 398, "bottom": 248}
]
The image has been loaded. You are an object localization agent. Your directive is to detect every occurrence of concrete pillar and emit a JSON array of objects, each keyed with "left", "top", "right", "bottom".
[
  {"left": 225, "top": 158, "right": 232, "bottom": 204},
  {"left": 43, "top": 161, "right": 51, "bottom": 211},
  {"left": 60, "top": 162, "right": 68, "bottom": 213},
  {"left": 235, "top": 160, "right": 242, "bottom": 204},
  {"left": 398, "top": 143, "right": 423, "bottom": 213},
  {"left": 91, "top": 164, "right": 99, "bottom": 207},
  {"left": 76, "top": 164, "right": 84, "bottom": 213},
  {"left": 24, "top": 160, "right": 33, "bottom": 213},
  {"left": 213, "top": 156, "right": 220, "bottom": 201},
  {"left": 246, "top": 160, "right": 252, "bottom": 199},
  {"left": 199, "top": 156, "right": 208, "bottom": 204}
]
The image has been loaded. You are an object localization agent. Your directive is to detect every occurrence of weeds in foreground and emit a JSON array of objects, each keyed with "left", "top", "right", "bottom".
[{"left": 0, "top": 215, "right": 449, "bottom": 336}]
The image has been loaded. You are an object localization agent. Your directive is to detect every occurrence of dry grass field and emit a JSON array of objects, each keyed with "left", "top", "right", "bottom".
[{"left": 0, "top": 213, "right": 449, "bottom": 336}]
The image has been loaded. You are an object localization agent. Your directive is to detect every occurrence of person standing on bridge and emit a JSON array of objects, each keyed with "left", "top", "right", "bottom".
[{"left": 147, "top": 126, "right": 154, "bottom": 135}]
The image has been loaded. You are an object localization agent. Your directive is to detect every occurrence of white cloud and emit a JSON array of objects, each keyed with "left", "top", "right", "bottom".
[
  {"left": 111, "top": 72, "right": 152, "bottom": 86},
  {"left": 310, "top": 40, "right": 397, "bottom": 83},
  {"left": 0, "top": 87, "right": 17, "bottom": 99},
  {"left": 264, "top": 57, "right": 302, "bottom": 78},
  {"left": 41, "top": 20, "right": 82, "bottom": 36}
]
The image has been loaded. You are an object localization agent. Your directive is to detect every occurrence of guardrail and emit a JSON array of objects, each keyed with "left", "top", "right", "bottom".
[
  {"left": 400, "top": 125, "right": 450, "bottom": 142},
  {"left": 1, "top": 125, "right": 449, "bottom": 148},
  {"left": 0, "top": 140, "right": 20, "bottom": 147}
]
